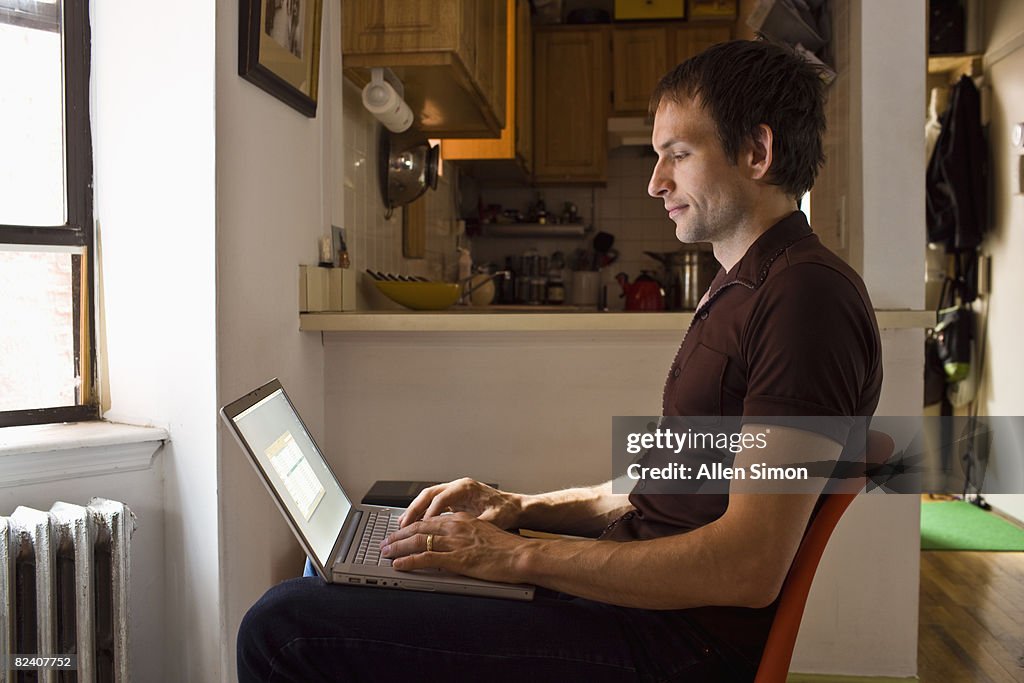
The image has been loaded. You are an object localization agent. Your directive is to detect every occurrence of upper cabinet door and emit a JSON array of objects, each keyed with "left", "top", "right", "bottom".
[
  {"left": 344, "top": 1, "right": 458, "bottom": 53},
  {"left": 533, "top": 27, "right": 610, "bottom": 184},
  {"left": 610, "top": 24, "right": 731, "bottom": 117},
  {"left": 470, "top": 0, "right": 506, "bottom": 129},
  {"left": 612, "top": 28, "right": 669, "bottom": 116},
  {"left": 439, "top": 0, "right": 529, "bottom": 175},
  {"left": 342, "top": 0, "right": 506, "bottom": 138},
  {"left": 670, "top": 24, "right": 733, "bottom": 65},
  {"left": 514, "top": 0, "right": 532, "bottom": 173}
]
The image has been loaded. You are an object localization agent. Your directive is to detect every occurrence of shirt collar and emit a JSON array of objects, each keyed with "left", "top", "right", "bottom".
[{"left": 707, "top": 211, "right": 814, "bottom": 292}]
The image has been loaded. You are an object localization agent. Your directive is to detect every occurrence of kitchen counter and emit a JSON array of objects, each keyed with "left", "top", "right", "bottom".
[{"left": 300, "top": 309, "right": 935, "bottom": 333}]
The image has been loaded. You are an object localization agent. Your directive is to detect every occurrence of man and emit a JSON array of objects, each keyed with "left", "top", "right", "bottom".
[{"left": 238, "top": 40, "right": 881, "bottom": 682}]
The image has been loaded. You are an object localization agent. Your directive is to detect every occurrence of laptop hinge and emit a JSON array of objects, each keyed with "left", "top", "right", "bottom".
[{"left": 337, "top": 508, "right": 363, "bottom": 562}]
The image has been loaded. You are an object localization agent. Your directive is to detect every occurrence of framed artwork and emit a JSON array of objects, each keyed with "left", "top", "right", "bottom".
[
  {"left": 239, "top": 0, "right": 323, "bottom": 117},
  {"left": 687, "top": 0, "right": 738, "bottom": 21}
]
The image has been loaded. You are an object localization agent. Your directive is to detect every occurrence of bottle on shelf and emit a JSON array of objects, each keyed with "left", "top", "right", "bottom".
[{"left": 535, "top": 193, "right": 548, "bottom": 225}]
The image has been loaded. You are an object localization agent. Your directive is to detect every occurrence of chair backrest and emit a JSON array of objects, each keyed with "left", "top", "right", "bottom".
[{"left": 753, "top": 430, "right": 895, "bottom": 683}]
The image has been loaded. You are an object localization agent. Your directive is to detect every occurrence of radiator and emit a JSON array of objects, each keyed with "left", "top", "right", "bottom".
[{"left": 1, "top": 498, "right": 134, "bottom": 683}]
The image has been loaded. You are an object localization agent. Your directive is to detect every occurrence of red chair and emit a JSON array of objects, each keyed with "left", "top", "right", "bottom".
[{"left": 754, "top": 430, "right": 895, "bottom": 683}]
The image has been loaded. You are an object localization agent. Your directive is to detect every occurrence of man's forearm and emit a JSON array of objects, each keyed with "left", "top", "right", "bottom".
[
  {"left": 513, "top": 491, "right": 820, "bottom": 610},
  {"left": 511, "top": 523, "right": 766, "bottom": 610},
  {"left": 516, "top": 481, "right": 633, "bottom": 536}
]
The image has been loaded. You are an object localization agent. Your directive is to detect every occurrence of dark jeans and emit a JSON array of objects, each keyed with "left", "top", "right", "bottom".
[{"left": 237, "top": 575, "right": 753, "bottom": 682}]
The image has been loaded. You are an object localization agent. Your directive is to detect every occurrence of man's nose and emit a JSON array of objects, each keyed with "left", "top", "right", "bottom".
[{"left": 648, "top": 160, "right": 671, "bottom": 198}]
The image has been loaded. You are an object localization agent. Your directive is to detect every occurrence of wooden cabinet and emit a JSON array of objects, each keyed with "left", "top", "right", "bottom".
[
  {"left": 441, "top": 0, "right": 531, "bottom": 176},
  {"left": 342, "top": 0, "right": 506, "bottom": 138},
  {"left": 670, "top": 24, "right": 732, "bottom": 64},
  {"left": 471, "top": 0, "right": 504, "bottom": 125},
  {"left": 611, "top": 23, "right": 732, "bottom": 116},
  {"left": 514, "top": 0, "right": 532, "bottom": 174},
  {"left": 612, "top": 28, "right": 669, "bottom": 115},
  {"left": 532, "top": 26, "right": 610, "bottom": 184},
  {"left": 438, "top": 18, "right": 730, "bottom": 181}
]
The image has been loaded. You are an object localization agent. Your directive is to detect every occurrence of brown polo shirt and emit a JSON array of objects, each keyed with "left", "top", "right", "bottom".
[{"left": 600, "top": 211, "right": 882, "bottom": 669}]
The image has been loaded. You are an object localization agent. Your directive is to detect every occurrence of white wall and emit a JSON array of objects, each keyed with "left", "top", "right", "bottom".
[
  {"left": 979, "top": 0, "right": 1024, "bottom": 523},
  {"left": 794, "top": 331, "right": 921, "bottom": 676},
  {"left": 858, "top": 0, "right": 927, "bottom": 310},
  {"left": 91, "top": 1, "right": 218, "bottom": 681},
  {"left": 214, "top": 0, "right": 336, "bottom": 679},
  {"left": 324, "top": 331, "right": 678, "bottom": 499}
]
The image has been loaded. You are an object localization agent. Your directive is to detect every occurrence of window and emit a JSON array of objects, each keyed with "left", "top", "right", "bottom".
[{"left": 0, "top": 0, "right": 95, "bottom": 427}]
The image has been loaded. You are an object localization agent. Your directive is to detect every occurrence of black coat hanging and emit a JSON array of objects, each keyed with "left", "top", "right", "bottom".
[{"left": 926, "top": 75, "right": 989, "bottom": 252}]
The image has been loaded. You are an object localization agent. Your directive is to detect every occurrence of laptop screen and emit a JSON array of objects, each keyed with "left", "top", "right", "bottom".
[{"left": 231, "top": 387, "right": 352, "bottom": 566}]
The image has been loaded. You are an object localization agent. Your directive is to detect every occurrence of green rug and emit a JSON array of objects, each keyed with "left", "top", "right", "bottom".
[{"left": 921, "top": 500, "right": 1024, "bottom": 551}]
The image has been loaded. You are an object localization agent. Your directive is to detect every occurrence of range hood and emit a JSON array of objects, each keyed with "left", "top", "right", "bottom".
[{"left": 608, "top": 116, "right": 654, "bottom": 148}]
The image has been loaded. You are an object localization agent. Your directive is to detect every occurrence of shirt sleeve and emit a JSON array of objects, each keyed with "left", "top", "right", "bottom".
[{"left": 739, "top": 262, "right": 879, "bottom": 445}]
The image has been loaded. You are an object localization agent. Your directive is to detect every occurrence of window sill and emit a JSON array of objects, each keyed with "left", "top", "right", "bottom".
[{"left": 0, "top": 421, "right": 167, "bottom": 488}]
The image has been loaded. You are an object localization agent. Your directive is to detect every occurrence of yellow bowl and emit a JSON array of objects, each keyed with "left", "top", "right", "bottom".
[{"left": 373, "top": 281, "right": 462, "bottom": 310}]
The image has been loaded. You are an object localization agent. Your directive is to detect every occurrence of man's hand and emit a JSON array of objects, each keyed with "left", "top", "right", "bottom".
[
  {"left": 385, "top": 426, "right": 841, "bottom": 610},
  {"left": 382, "top": 512, "right": 530, "bottom": 584},
  {"left": 398, "top": 478, "right": 524, "bottom": 530}
]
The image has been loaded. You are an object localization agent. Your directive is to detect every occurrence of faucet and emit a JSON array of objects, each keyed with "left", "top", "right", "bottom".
[{"left": 459, "top": 270, "right": 511, "bottom": 305}]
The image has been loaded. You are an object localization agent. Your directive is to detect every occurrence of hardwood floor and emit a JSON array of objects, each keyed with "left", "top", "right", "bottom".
[{"left": 919, "top": 550, "right": 1024, "bottom": 682}]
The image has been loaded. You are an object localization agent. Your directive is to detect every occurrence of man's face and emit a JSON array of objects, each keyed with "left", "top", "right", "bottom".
[{"left": 648, "top": 98, "right": 753, "bottom": 245}]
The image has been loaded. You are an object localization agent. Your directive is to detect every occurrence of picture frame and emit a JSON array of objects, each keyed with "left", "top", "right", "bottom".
[
  {"left": 687, "top": 0, "right": 738, "bottom": 21},
  {"left": 239, "top": 0, "right": 323, "bottom": 117}
]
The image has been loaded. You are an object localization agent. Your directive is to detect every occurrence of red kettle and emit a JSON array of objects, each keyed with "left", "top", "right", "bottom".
[{"left": 616, "top": 271, "right": 664, "bottom": 311}]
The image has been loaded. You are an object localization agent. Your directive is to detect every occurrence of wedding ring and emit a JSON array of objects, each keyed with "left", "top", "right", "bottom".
[{"left": 426, "top": 533, "right": 434, "bottom": 552}]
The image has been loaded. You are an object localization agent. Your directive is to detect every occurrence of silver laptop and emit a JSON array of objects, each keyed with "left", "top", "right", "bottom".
[{"left": 220, "top": 378, "right": 534, "bottom": 601}]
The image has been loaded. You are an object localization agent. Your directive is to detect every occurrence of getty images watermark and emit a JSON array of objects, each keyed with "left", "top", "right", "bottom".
[
  {"left": 624, "top": 426, "right": 809, "bottom": 482},
  {"left": 610, "top": 415, "right": 1024, "bottom": 496}
]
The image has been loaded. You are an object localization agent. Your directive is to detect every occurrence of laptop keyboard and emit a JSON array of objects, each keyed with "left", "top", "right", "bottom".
[{"left": 354, "top": 511, "right": 400, "bottom": 566}]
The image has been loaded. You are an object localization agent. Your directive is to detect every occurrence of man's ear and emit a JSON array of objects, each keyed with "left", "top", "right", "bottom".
[{"left": 745, "top": 124, "right": 774, "bottom": 181}]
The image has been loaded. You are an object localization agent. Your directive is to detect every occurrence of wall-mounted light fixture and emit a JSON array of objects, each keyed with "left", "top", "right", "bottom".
[{"left": 362, "top": 68, "right": 413, "bottom": 133}]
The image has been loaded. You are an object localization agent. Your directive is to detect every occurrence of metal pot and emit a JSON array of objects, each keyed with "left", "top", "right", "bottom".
[
  {"left": 644, "top": 249, "right": 718, "bottom": 311},
  {"left": 379, "top": 128, "right": 439, "bottom": 216}
]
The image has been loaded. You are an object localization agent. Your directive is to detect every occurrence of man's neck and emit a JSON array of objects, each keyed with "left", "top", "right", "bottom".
[{"left": 713, "top": 196, "right": 799, "bottom": 273}]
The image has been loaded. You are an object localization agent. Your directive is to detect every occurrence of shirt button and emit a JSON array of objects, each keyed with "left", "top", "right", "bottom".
[
  {"left": 623, "top": 511, "right": 635, "bottom": 520},
  {"left": 672, "top": 366, "right": 681, "bottom": 378},
  {"left": 700, "top": 310, "right": 709, "bottom": 320}
]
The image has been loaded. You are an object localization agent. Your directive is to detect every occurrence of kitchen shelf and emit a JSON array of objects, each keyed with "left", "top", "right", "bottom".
[
  {"left": 300, "top": 309, "right": 935, "bottom": 334},
  {"left": 479, "top": 222, "right": 590, "bottom": 237}
]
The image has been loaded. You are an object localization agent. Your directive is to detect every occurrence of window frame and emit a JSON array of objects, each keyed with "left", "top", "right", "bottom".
[{"left": 0, "top": 0, "right": 97, "bottom": 428}]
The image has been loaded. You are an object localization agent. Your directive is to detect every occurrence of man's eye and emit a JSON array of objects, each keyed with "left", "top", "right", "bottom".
[{"left": 673, "top": 153, "right": 689, "bottom": 161}]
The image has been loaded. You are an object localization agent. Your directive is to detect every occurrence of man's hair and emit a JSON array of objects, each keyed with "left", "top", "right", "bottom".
[{"left": 649, "top": 40, "right": 827, "bottom": 199}]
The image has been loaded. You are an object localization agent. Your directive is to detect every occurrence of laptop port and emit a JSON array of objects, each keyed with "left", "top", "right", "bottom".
[
  {"left": 366, "top": 578, "right": 378, "bottom": 585},
  {"left": 348, "top": 578, "right": 360, "bottom": 584}
]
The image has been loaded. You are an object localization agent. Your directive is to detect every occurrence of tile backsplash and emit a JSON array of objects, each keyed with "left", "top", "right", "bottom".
[
  {"left": 464, "top": 148, "right": 694, "bottom": 288},
  {"left": 341, "top": 81, "right": 462, "bottom": 308}
]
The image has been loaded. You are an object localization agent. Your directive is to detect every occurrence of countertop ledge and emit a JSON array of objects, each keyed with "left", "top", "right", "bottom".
[
  {"left": 301, "top": 309, "right": 935, "bottom": 333},
  {"left": 0, "top": 421, "right": 168, "bottom": 488}
]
